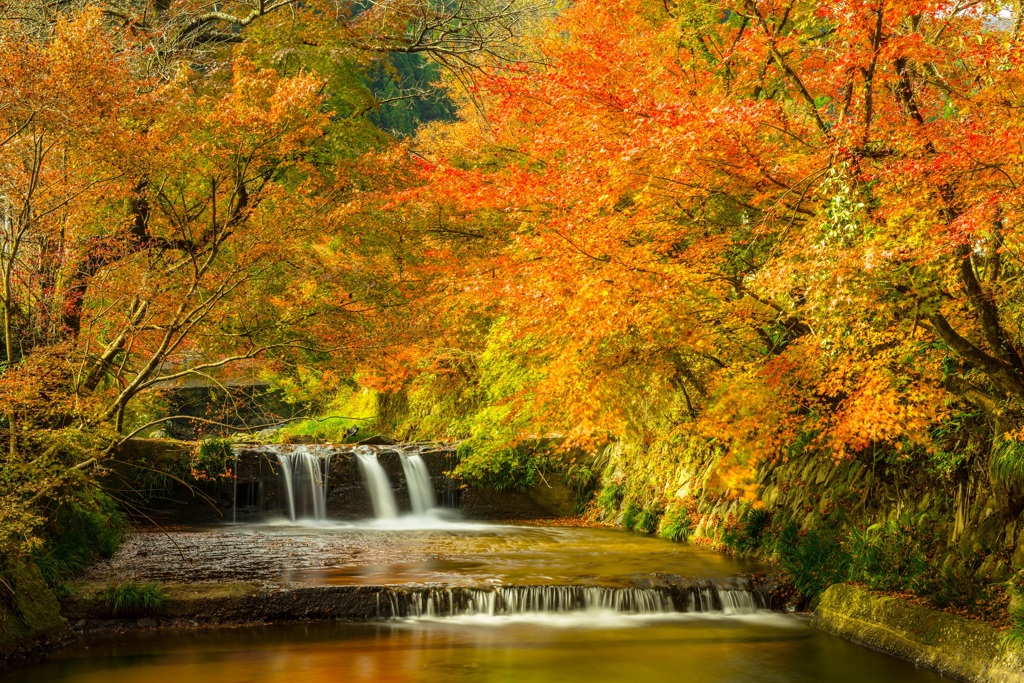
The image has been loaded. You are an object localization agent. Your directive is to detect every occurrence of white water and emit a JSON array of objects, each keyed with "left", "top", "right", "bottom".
[
  {"left": 374, "top": 584, "right": 772, "bottom": 627},
  {"left": 400, "top": 453, "right": 437, "bottom": 515},
  {"left": 356, "top": 450, "right": 399, "bottom": 519},
  {"left": 276, "top": 452, "right": 297, "bottom": 522},
  {"left": 276, "top": 446, "right": 331, "bottom": 522}
]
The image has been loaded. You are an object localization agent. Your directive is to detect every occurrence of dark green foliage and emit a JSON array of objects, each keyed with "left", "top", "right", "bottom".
[
  {"left": 33, "top": 491, "right": 127, "bottom": 587},
  {"left": 846, "top": 519, "right": 933, "bottom": 593},
  {"left": 721, "top": 508, "right": 770, "bottom": 553},
  {"left": 454, "top": 443, "right": 544, "bottom": 492},
  {"left": 621, "top": 500, "right": 640, "bottom": 529},
  {"left": 925, "top": 552, "right": 995, "bottom": 613},
  {"left": 99, "top": 582, "right": 167, "bottom": 617},
  {"left": 658, "top": 504, "right": 692, "bottom": 542},
  {"left": 634, "top": 507, "right": 661, "bottom": 534},
  {"left": 192, "top": 437, "right": 234, "bottom": 480},
  {"left": 622, "top": 500, "right": 660, "bottom": 534},
  {"left": 366, "top": 53, "right": 456, "bottom": 137},
  {"left": 772, "top": 520, "right": 851, "bottom": 603}
]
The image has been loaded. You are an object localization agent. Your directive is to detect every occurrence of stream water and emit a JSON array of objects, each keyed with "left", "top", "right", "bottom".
[
  {"left": 5, "top": 617, "right": 947, "bottom": 683},
  {"left": 3, "top": 448, "right": 954, "bottom": 682}
]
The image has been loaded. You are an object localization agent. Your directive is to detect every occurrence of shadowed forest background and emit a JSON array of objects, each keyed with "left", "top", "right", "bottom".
[{"left": 3, "top": 0, "right": 1024, "bottom": 647}]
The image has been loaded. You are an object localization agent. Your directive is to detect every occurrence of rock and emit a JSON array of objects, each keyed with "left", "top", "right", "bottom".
[
  {"left": 357, "top": 434, "right": 397, "bottom": 446},
  {"left": 0, "top": 561, "right": 70, "bottom": 666},
  {"left": 136, "top": 618, "right": 157, "bottom": 628},
  {"left": 254, "top": 426, "right": 283, "bottom": 441},
  {"left": 1013, "top": 531, "right": 1024, "bottom": 570}
]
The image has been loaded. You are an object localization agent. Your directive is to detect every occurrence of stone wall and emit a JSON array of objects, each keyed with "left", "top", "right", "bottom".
[{"left": 813, "top": 584, "right": 1024, "bottom": 683}]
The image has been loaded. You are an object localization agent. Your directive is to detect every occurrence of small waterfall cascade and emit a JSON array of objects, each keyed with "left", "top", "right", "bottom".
[
  {"left": 230, "top": 441, "right": 452, "bottom": 522},
  {"left": 275, "top": 446, "right": 331, "bottom": 522},
  {"left": 399, "top": 452, "right": 437, "bottom": 515},
  {"left": 373, "top": 583, "right": 765, "bottom": 619},
  {"left": 356, "top": 448, "right": 399, "bottom": 518}
]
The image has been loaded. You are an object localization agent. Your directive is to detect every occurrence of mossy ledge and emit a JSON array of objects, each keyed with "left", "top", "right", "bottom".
[
  {"left": 813, "top": 584, "right": 1024, "bottom": 683},
  {"left": 0, "top": 562, "right": 70, "bottom": 667}
]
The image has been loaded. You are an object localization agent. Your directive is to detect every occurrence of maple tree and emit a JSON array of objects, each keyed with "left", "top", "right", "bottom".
[
  {"left": 0, "top": 0, "right": 540, "bottom": 556},
  {"left": 369, "top": 0, "right": 1024, "bottom": 523}
]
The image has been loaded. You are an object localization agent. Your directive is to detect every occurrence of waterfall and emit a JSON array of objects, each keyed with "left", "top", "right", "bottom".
[
  {"left": 275, "top": 446, "right": 331, "bottom": 522},
  {"left": 236, "top": 442, "right": 451, "bottom": 523},
  {"left": 356, "top": 450, "right": 399, "bottom": 518},
  {"left": 276, "top": 452, "right": 297, "bottom": 522},
  {"left": 373, "top": 584, "right": 765, "bottom": 619},
  {"left": 399, "top": 453, "right": 436, "bottom": 515}
]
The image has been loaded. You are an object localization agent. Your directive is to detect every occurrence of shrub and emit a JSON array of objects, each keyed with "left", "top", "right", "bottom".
[
  {"left": 721, "top": 508, "right": 770, "bottom": 554},
  {"left": 634, "top": 506, "right": 661, "bottom": 534},
  {"left": 622, "top": 500, "right": 660, "bottom": 534},
  {"left": 100, "top": 582, "right": 167, "bottom": 617},
  {"left": 191, "top": 437, "right": 234, "bottom": 480},
  {"left": 453, "top": 443, "right": 544, "bottom": 492},
  {"left": 925, "top": 551, "right": 994, "bottom": 612},
  {"left": 773, "top": 520, "right": 851, "bottom": 603}
]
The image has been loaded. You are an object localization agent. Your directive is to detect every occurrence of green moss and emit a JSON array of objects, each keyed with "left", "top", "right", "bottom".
[{"left": 0, "top": 561, "right": 68, "bottom": 659}]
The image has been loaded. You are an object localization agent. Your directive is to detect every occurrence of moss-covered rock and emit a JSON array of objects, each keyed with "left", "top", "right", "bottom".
[
  {"left": 813, "top": 584, "right": 1024, "bottom": 683},
  {"left": 0, "top": 561, "right": 69, "bottom": 666}
]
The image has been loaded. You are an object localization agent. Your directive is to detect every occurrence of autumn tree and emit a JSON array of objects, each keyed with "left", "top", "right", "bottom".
[
  {"left": 372, "top": 0, "right": 1024, "bottom": 525},
  {"left": 0, "top": 0, "right": 541, "bottom": 556}
]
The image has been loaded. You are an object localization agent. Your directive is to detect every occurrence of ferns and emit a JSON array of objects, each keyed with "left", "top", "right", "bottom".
[{"left": 990, "top": 438, "right": 1024, "bottom": 489}]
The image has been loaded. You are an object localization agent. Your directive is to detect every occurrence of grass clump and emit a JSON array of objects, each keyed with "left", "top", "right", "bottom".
[
  {"left": 659, "top": 504, "right": 692, "bottom": 542},
  {"left": 100, "top": 582, "right": 167, "bottom": 617},
  {"left": 1002, "top": 572, "right": 1024, "bottom": 649},
  {"left": 622, "top": 500, "right": 661, "bottom": 534},
  {"left": 596, "top": 482, "right": 625, "bottom": 513}
]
